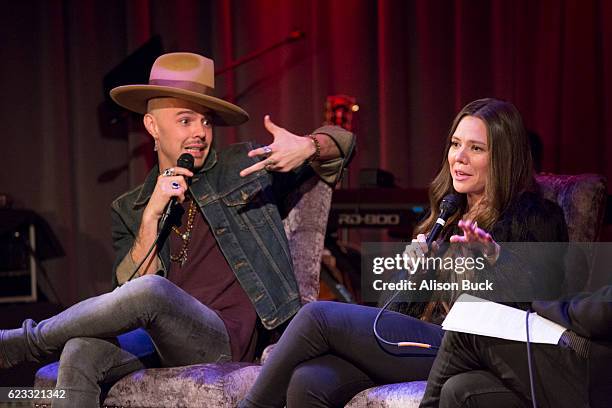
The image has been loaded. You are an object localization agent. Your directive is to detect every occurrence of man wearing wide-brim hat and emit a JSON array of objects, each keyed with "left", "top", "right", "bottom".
[{"left": 0, "top": 52, "right": 355, "bottom": 406}]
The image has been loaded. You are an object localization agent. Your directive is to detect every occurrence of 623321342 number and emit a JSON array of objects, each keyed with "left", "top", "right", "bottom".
[{"left": 1, "top": 388, "right": 66, "bottom": 402}]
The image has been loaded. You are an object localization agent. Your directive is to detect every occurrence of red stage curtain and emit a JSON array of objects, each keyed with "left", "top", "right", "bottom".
[{"left": 0, "top": 0, "right": 609, "bottom": 303}]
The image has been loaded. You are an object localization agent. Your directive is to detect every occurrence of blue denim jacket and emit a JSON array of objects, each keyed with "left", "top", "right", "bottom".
[{"left": 110, "top": 127, "right": 354, "bottom": 329}]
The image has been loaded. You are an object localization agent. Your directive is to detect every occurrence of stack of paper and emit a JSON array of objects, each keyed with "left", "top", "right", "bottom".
[{"left": 442, "top": 294, "right": 566, "bottom": 344}]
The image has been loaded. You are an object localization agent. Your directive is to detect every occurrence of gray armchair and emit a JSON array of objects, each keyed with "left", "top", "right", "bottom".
[{"left": 34, "top": 176, "right": 333, "bottom": 408}]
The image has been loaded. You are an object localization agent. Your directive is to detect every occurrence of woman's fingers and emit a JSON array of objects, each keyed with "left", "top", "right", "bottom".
[
  {"left": 449, "top": 234, "right": 466, "bottom": 243},
  {"left": 454, "top": 219, "right": 499, "bottom": 261}
]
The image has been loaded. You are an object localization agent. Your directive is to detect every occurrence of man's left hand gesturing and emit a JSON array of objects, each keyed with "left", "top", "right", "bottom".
[{"left": 240, "top": 115, "right": 316, "bottom": 177}]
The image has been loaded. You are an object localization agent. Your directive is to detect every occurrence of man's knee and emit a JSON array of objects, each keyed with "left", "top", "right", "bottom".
[
  {"left": 61, "top": 337, "right": 110, "bottom": 367},
  {"left": 439, "top": 371, "right": 517, "bottom": 408},
  {"left": 58, "top": 337, "right": 111, "bottom": 386},
  {"left": 120, "top": 274, "right": 175, "bottom": 305},
  {"left": 440, "top": 374, "right": 471, "bottom": 408}
]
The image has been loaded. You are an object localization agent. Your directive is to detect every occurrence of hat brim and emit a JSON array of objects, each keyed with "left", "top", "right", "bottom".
[{"left": 110, "top": 85, "right": 249, "bottom": 126}]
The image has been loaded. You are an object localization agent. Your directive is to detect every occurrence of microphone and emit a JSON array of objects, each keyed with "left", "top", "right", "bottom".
[
  {"left": 426, "top": 193, "right": 461, "bottom": 247},
  {"left": 373, "top": 193, "right": 462, "bottom": 351},
  {"left": 159, "top": 153, "right": 195, "bottom": 231},
  {"left": 124, "top": 153, "right": 195, "bottom": 283},
  {"left": 176, "top": 153, "right": 195, "bottom": 184}
]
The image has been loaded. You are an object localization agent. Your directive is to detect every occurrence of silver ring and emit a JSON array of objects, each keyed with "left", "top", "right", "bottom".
[
  {"left": 171, "top": 181, "right": 180, "bottom": 189},
  {"left": 262, "top": 145, "right": 272, "bottom": 155},
  {"left": 264, "top": 159, "right": 278, "bottom": 171},
  {"left": 161, "top": 168, "right": 175, "bottom": 177}
]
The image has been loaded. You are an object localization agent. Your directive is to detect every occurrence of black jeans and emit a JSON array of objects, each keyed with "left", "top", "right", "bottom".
[
  {"left": 420, "top": 330, "right": 589, "bottom": 408},
  {"left": 239, "top": 301, "right": 444, "bottom": 408}
]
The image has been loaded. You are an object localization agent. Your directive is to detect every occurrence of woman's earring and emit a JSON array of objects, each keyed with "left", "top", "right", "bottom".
[{"left": 153, "top": 140, "right": 159, "bottom": 151}]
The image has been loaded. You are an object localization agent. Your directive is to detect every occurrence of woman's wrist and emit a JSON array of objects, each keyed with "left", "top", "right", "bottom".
[{"left": 482, "top": 242, "right": 500, "bottom": 264}]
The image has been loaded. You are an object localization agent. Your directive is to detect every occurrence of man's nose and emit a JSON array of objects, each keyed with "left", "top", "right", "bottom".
[{"left": 195, "top": 124, "right": 208, "bottom": 138}]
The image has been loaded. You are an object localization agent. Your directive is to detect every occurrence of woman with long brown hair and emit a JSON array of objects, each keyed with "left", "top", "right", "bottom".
[
  {"left": 239, "top": 98, "right": 568, "bottom": 408},
  {"left": 416, "top": 97, "right": 534, "bottom": 237}
]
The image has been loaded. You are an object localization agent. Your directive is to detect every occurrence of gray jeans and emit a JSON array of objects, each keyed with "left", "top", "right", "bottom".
[{"left": 4, "top": 274, "right": 231, "bottom": 407}]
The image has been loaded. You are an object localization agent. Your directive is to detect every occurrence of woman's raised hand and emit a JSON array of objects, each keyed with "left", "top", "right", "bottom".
[{"left": 450, "top": 219, "right": 500, "bottom": 263}]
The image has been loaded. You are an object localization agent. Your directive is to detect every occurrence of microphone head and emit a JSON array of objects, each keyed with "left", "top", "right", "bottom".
[
  {"left": 439, "top": 193, "right": 462, "bottom": 218},
  {"left": 177, "top": 153, "right": 195, "bottom": 172}
]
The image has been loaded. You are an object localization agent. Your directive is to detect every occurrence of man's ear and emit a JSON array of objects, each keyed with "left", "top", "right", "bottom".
[{"left": 143, "top": 113, "right": 157, "bottom": 137}]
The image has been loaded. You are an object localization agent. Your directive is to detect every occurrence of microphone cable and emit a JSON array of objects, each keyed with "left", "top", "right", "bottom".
[
  {"left": 525, "top": 308, "right": 538, "bottom": 408},
  {"left": 372, "top": 194, "right": 461, "bottom": 351},
  {"left": 122, "top": 153, "right": 195, "bottom": 284},
  {"left": 124, "top": 232, "right": 164, "bottom": 283},
  {"left": 373, "top": 284, "right": 440, "bottom": 350}
]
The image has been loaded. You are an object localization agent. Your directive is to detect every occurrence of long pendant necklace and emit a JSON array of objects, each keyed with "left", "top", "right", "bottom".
[{"left": 170, "top": 199, "right": 197, "bottom": 266}]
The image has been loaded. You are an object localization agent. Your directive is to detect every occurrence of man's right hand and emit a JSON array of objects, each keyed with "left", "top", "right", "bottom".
[
  {"left": 143, "top": 166, "right": 194, "bottom": 222},
  {"left": 130, "top": 165, "right": 194, "bottom": 277}
]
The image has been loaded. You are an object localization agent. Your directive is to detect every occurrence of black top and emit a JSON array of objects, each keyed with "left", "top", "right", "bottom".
[
  {"left": 489, "top": 191, "right": 568, "bottom": 243},
  {"left": 388, "top": 191, "right": 569, "bottom": 320}
]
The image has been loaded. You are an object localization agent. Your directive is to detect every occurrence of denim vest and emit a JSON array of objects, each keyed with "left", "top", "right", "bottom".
[{"left": 111, "top": 142, "right": 318, "bottom": 329}]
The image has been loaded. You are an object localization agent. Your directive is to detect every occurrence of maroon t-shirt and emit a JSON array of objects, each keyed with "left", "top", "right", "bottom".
[{"left": 168, "top": 200, "right": 257, "bottom": 362}]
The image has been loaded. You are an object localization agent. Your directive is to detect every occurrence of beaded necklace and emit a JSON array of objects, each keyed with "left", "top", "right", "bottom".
[{"left": 170, "top": 199, "right": 197, "bottom": 266}]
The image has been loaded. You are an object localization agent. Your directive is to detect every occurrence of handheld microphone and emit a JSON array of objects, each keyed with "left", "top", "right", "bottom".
[
  {"left": 124, "top": 153, "right": 195, "bottom": 283},
  {"left": 159, "top": 153, "right": 195, "bottom": 231},
  {"left": 426, "top": 193, "right": 462, "bottom": 247},
  {"left": 373, "top": 193, "right": 462, "bottom": 351}
]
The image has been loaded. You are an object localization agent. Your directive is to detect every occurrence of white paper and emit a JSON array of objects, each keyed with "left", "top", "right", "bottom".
[{"left": 441, "top": 294, "right": 566, "bottom": 344}]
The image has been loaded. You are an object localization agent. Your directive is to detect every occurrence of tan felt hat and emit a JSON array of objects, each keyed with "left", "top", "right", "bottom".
[{"left": 110, "top": 52, "right": 249, "bottom": 126}]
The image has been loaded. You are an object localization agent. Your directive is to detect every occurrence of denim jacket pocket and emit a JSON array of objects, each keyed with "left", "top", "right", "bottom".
[{"left": 221, "top": 180, "right": 269, "bottom": 230}]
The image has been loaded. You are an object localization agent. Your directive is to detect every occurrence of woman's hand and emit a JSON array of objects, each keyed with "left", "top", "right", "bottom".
[
  {"left": 402, "top": 233, "right": 440, "bottom": 273},
  {"left": 450, "top": 219, "right": 500, "bottom": 264}
]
